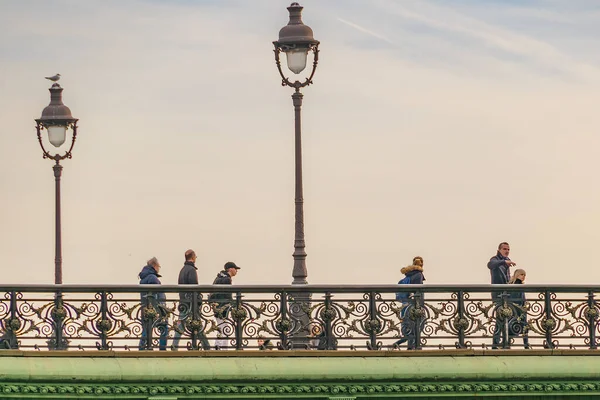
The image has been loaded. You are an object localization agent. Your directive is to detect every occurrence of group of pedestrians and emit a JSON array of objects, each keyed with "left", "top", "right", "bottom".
[
  {"left": 138, "top": 249, "right": 240, "bottom": 351},
  {"left": 138, "top": 242, "right": 529, "bottom": 351},
  {"left": 487, "top": 242, "right": 529, "bottom": 349},
  {"left": 394, "top": 241, "right": 529, "bottom": 350}
]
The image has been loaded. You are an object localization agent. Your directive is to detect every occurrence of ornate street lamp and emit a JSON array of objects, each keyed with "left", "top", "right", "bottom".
[
  {"left": 35, "top": 78, "right": 78, "bottom": 285},
  {"left": 274, "top": 2, "right": 319, "bottom": 285}
]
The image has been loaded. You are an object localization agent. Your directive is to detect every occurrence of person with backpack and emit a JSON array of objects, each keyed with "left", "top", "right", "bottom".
[
  {"left": 209, "top": 262, "right": 241, "bottom": 350},
  {"left": 393, "top": 256, "right": 425, "bottom": 350}
]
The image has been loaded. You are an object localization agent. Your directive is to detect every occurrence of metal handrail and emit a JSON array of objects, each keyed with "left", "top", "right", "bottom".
[{"left": 0, "top": 284, "right": 597, "bottom": 293}]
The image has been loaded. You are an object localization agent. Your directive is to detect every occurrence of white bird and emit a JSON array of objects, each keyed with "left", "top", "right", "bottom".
[{"left": 45, "top": 74, "right": 61, "bottom": 82}]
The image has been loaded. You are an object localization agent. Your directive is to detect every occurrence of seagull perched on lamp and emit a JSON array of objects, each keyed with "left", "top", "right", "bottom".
[{"left": 45, "top": 73, "right": 61, "bottom": 82}]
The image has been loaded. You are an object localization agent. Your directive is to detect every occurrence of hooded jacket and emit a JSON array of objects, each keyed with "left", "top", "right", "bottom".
[
  {"left": 400, "top": 265, "right": 425, "bottom": 285},
  {"left": 138, "top": 265, "right": 166, "bottom": 304},
  {"left": 210, "top": 270, "right": 232, "bottom": 303},
  {"left": 210, "top": 270, "right": 233, "bottom": 319},
  {"left": 398, "top": 265, "right": 425, "bottom": 304}
]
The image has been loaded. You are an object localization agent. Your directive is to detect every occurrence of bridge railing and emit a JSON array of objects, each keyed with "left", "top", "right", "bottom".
[{"left": 0, "top": 284, "right": 598, "bottom": 351}]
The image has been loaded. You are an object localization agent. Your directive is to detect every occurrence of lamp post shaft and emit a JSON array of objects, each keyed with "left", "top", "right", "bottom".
[
  {"left": 292, "top": 89, "right": 307, "bottom": 285},
  {"left": 53, "top": 161, "right": 63, "bottom": 285}
]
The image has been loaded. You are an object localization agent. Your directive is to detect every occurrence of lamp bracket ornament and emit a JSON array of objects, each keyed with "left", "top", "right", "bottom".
[{"left": 273, "top": 44, "right": 319, "bottom": 90}]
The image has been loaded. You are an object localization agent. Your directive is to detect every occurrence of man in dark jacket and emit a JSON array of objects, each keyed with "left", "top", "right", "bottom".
[
  {"left": 172, "top": 249, "right": 210, "bottom": 350},
  {"left": 488, "top": 242, "right": 516, "bottom": 348},
  {"left": 211, "top": 262, "right": 240, "bottom": 349},
  {"left": 488, "top": 242, "right": 515, "bottom": 286},
  {"left": 138, "top": 257, "right": 168, "bottom": 351}
]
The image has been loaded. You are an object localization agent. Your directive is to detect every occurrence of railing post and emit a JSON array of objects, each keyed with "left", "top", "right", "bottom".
[
  {"left": 587, "top": 291, "right": 598, "bottom": 350},
  {"left": 97, "top": 291, "right": 109, "bottom": 350},
  {"left": 234, "top": 291, "right": 244, "bottom": 350},
  {"left": 501, "top": 291, "right": 510, "bottom": 349},
  {"left": 140, "top": 294, "right": 155, "bottom": 351},
  {"left": 187, "top": 291, "right": 198, "bottom": 350},
  {"left": 278, "top": 290, "right": 290, "bottom": 349},
  {"left": 4, "top": 291, "right": 19, "bottom": 349},
  {"left": 543, "top": 290, "right": 555, "bottom": 349},
  {"left": 413, "top": 291, "right": 423, "bottom": 350},
  {"left": 366, "top": 291, "right": 379, "bottom": 350},
  {"left": 323, "top": 292, "right": 336, "bottom": 350},
  {"left": 51, "top": 291, "right": 68, "bottom": 350},
  {"left": 456, "top": 290, "right": 466, "bottom": 349}
]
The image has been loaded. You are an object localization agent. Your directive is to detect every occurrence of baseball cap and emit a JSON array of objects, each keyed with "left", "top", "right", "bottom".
[{"left": 224, "top": 261, "right": 240, "bottom": 270}]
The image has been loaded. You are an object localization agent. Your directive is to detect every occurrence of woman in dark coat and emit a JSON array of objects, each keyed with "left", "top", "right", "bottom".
[
  {"left": 509, "top": 268, "right": 530, "bottom": 349},
  {"left": 393, "top": 256, "right": 425, "bottom": 350}
]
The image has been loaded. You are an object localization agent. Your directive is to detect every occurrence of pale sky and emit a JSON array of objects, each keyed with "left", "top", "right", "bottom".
[{"left": 1, "top": 0, "right": 599, "bottom": 286}]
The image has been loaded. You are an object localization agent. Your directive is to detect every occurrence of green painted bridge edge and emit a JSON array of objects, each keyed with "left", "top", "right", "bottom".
[
  {"left": 3, "top": 354, "right": 600, "bottom": 382},
  {"left": 1, "top": 354, "right": 600, "bottom": 398},
  {"left": 1, "top": 381, "right": 600, "bottom": 398}
]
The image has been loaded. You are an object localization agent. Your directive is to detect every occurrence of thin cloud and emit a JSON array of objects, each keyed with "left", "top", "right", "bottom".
[
  {"left": 374, "top": 0, "right": 600, "bottom": 82},
  {"left": 337, "top": 17, "right": 394, "bottom": 45}
]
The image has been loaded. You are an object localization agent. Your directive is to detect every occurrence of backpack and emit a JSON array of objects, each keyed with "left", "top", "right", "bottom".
[{"left": 395, "top": 276, "right": 411, "bottom": 301}]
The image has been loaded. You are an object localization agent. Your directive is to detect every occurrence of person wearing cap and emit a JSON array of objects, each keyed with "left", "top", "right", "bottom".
[{"left": 209, "top": 262, "right": 241, "bottom": 350}]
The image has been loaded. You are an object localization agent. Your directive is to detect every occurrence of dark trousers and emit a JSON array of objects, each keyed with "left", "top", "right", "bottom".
[
  {"left": 492, "top": 301, "right": 529, "bottom": 349},
  {"left": 139, "top": 322, "right": 168, "bottom": 351},
  {"left": 172, "top": 319, "right": 210, "bottom": 350},
  {"left": 394, "top": 304, "right": 421, "bottom": 350}
]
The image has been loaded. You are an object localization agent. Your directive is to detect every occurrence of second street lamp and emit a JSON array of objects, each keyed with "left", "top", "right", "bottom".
[
  {"left": 35, "top": 77, "right": 79, "bottom": 285},
  {"left": 274, "top": 2, "right": 319, "bottom": 286}
]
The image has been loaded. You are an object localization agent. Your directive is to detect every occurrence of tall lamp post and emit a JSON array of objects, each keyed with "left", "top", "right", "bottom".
[
  {"left": 35, "top": 78, "right": 78, "bottom": 285},
  {"left": 274, "top": 2, "right": 319, "bottom": 285}
]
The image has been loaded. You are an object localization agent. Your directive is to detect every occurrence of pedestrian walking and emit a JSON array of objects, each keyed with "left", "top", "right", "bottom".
[
  {"left": 393, "top": 256, "right": 426, "bottom": 350},
  {"left": 172, "top": 249, "right": 210, "bottom": 351},
  {"left": 209, "top": 262, "right": 241, "bottom": 350},
  {"left": 138, "top": 257, "right": 168, "bottom": 351}
]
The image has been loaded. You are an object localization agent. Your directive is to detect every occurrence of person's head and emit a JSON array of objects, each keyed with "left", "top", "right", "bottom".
[
  {"left": 497, "top": 242, "right": 510, "bottom": 258},
  {"left": 147, "top": 257, "right": 160, "bottom": 272},
  {"left": 509, "top": 268, "right": 526, "bottom": 284},
  {"left": 185, "top": 249, "right": 197, "bottom": 263},
  {"left": 412, "top": 256, "right": 423, "bottom": 267},
  {"left": 224, "top": 261, "right": 240, "bottom": 276}
]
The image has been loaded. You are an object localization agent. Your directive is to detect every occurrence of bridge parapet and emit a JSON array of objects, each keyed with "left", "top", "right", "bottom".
[{"left": 0, "top": 284, "right": 598, "bottom": 351}]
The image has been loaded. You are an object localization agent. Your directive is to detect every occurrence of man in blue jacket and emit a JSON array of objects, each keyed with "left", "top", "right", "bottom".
[
  {"left": 138, "top": 257, "right": 168, "bottom": 351},
  {"left": 488, "top": 242, "right": 516, "bottom": 348}
]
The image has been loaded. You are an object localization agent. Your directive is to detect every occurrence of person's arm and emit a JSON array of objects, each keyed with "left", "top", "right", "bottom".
[
  {"left": 413, "top": 273, "right": 424, "bottom": 285},
  {"left": 487, "top": 257, "right": 506, "bottom": 270}
]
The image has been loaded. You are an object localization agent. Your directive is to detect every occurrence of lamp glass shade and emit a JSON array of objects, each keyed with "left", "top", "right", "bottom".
[
  {"left": 285, "top": 48, "right": 308, "bottom": 74},
  {"left": 47, "top": 125, "right": 67, "bottom": 148}
]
